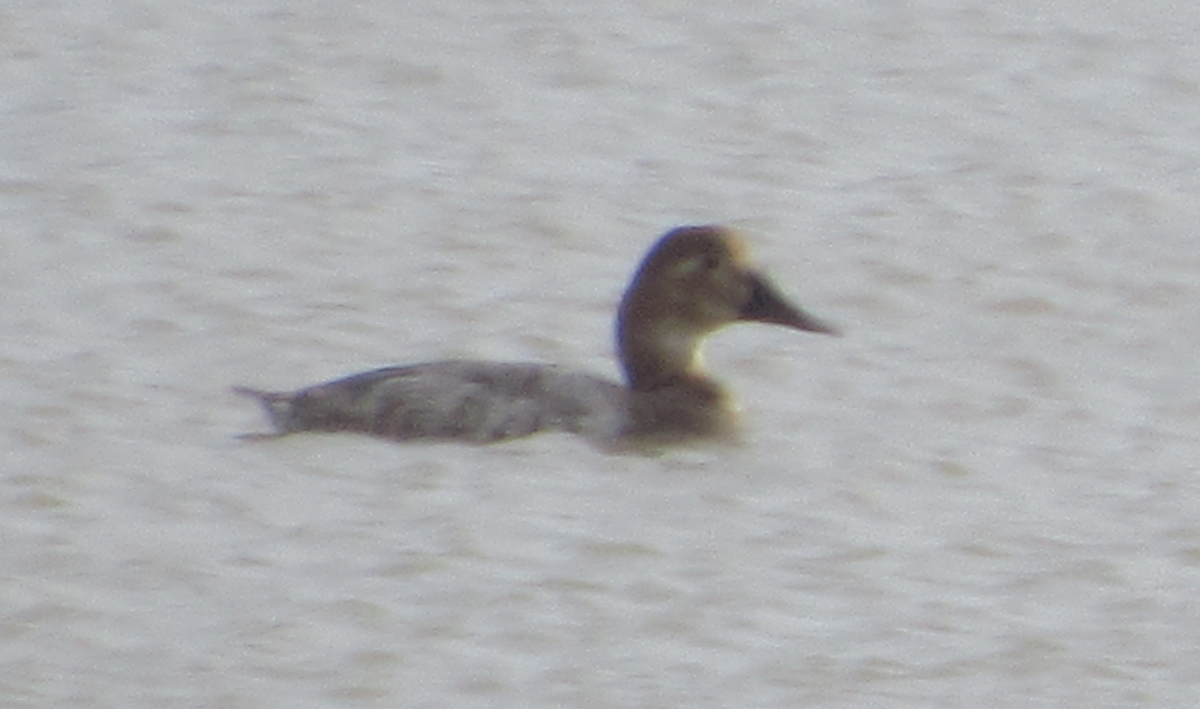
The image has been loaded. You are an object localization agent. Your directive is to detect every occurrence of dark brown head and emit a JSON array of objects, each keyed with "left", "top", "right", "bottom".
[{"left": 617, "top": 225, "right": 837, "bottom": 388}]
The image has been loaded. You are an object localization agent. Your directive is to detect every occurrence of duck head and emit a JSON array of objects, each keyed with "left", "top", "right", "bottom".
[{"left": 617, "top": 225, "right": 837, "bottom": 391}]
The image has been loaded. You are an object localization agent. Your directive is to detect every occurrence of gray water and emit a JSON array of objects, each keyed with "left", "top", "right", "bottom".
[{"left": 5, "top": 1, "right": 1200, "bottom": 706}]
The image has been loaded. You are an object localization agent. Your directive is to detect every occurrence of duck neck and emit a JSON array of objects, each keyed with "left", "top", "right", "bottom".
[{"left": 617, "top": 316, "right": 708, "bottom": 391}]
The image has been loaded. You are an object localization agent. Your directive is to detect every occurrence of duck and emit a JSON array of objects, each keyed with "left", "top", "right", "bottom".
[{"left": 235, "top": 225, "right": 837, "bottom": 447}]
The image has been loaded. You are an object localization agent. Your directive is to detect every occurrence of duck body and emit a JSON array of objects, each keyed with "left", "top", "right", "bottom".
[
  {"left": 236, "top": 361, "right": 628, "bottom": 443},
  {"left": 237, "top": 225, "right": 836, "bottom": 446}
]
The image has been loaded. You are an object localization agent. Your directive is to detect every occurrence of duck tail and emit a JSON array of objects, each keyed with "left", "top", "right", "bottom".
[{"left": 233, "top": 386, "right": 296, "bottom": 438}]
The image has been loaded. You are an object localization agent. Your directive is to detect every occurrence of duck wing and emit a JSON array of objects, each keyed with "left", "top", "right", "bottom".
[{"left": 236, "top": 360, "right": 626, "bottom": 443}]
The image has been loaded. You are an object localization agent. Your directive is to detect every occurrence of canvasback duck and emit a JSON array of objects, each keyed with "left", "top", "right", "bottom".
[{"left": 236, "top": 225, "right": 837, "bottom": 447}]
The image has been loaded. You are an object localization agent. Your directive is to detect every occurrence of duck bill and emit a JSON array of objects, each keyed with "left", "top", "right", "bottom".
[{"left": 740, "top": 273, "right": 838, "bottom": 335}]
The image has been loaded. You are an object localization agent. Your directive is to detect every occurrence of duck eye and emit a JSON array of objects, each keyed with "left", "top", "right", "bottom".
[{"left": 673, "top": 254, "right": 722, "bottom": 278}]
